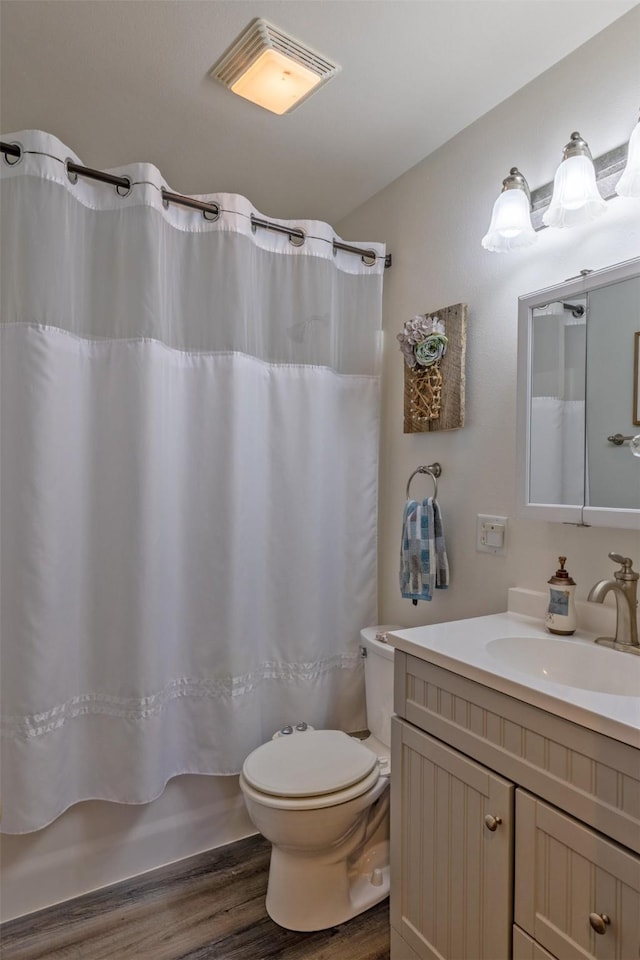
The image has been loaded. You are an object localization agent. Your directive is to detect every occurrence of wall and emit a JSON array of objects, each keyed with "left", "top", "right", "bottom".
[{"left": 337, "top": 8, "right": 640, "bottom": 630}]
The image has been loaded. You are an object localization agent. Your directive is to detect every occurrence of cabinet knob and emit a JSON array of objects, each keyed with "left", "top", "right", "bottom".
[
  {"left": 483, "top": 814, "right": 502, "bottom": 832},
  {"left": 588, "top": 912, "right": 611, "bottom": 935}
]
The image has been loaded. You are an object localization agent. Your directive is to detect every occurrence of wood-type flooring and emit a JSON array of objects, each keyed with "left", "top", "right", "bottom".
[{"left": 1, "top": 834, "right": 390, "bottom": 960}]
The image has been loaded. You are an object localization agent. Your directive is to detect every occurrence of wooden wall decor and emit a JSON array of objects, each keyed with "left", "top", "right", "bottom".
[{"left": 400, "top": 302, "right": 467, "bottom": 433}]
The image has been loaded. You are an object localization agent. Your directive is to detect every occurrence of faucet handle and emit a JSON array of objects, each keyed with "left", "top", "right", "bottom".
[{"left": 609, "top": 553, "right": 639, "bottom": 580}]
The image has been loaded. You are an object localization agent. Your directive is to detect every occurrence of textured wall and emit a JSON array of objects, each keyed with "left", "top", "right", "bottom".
[{"left": 338, "top": 8, "right": 640, "bottom": 629}]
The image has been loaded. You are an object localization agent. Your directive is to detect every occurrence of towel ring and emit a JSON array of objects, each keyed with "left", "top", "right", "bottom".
[{"left": 406, "top": 462, "right": 441, "bottom": 500}]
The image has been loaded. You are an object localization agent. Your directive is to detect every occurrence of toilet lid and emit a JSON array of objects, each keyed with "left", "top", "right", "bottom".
[{"left": 242, "top": 730, "right": 378, "bottom": 798}]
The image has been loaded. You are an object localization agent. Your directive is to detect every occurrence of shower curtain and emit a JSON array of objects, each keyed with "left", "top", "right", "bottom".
[
  {"left": 0, "top": 131, "right": 384, "bottom": 834},
  {"left": 530, "top": 397, "right": 585, "bottom": 505}
]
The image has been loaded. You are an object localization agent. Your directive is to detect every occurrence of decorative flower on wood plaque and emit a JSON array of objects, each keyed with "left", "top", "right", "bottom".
[
  {"left": 399, "top": 304, "right": 467, "bottom": 434},
  {"left": 398, "top": 315, "right": 448, "bottom": 423}
]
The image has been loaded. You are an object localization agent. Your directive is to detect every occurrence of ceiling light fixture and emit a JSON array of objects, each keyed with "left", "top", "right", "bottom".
[
  {"left": 209, "top": 18, "right": 340, "bottom": 116},
  {"left": 481, "top": 167, "right": 537, "bottom": 253}
]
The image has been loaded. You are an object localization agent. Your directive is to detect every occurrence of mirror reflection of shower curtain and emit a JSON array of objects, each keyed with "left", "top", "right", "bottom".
[
  {"left": 0, "top": 131, "right": 385, "bottom": 833},
  {"left": 530, "top": 397, "right": 585, "bottom": 504}
]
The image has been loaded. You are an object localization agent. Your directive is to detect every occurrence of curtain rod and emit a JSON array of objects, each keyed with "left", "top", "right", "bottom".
[{"left": 1, "top": 141, "right": 392, "bottom": 269}]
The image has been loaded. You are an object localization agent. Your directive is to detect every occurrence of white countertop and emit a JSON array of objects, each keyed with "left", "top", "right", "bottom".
[{"left": 387, "top": 597, "right": 640, "bottom": 749}]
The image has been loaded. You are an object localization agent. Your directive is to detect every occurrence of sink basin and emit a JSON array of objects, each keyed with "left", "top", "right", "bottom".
[{"left": 486, "top": 636, "right": 640, "bottom": 696}]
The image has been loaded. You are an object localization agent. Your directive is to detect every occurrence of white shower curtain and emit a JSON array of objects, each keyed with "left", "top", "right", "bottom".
[{"left": 0, "top": 131, "right": 384, "bottom": 833}]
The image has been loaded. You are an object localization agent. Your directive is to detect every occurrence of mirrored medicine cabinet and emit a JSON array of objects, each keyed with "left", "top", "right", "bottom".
[{"left": 517, "top": 256, "right": 640, "bottom": 530}]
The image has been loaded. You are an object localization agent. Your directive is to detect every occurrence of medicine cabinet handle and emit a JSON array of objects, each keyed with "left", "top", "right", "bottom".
[
  {"left": 483, "top": 814, "right": 502, "bottom": 832},
  {"left": 588, "top": 912, "right": 611, "bottom": 935},
  {"left": 607, "top": 433, "right": 634, "bottom": 445}
]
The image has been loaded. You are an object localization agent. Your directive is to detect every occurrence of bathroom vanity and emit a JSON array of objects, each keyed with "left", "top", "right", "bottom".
[{"left": 388, "top": 591, "right": 640, "bottom": 960}]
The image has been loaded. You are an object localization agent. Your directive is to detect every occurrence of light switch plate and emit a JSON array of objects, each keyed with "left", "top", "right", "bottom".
[{"left": 476, "top": 514, "right": 508, "bottom": 555}]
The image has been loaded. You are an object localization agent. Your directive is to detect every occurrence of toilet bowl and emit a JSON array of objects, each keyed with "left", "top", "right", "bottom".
[{"left": 239, "top": 625, "right": 399, "bottom": 932}]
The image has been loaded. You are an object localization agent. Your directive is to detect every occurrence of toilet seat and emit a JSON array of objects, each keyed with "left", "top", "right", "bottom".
[
  {"left": 241, "top": 730, "right": 380, "bottom": 808},
  {"left": 239, "top": 765, "right": 382, "bottom": 811}
]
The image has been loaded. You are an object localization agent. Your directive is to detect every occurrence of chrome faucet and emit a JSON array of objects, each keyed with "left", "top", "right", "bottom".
[{"left": 587, "top": 553, "right": 639, "bottom": 655}]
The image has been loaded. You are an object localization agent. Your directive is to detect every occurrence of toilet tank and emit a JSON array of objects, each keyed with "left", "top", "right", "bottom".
[{"left": 360, "top": 625, "right": 400, "bottom": 749}]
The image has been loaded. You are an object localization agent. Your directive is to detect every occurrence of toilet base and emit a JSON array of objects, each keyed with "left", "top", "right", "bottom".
[{"left": 265, "top": 840, "right": 390, "bottom": 932}]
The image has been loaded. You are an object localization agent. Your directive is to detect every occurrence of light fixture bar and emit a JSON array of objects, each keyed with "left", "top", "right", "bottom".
[{"left": 530, "top": 141, "right": 628, "bottom": 230}]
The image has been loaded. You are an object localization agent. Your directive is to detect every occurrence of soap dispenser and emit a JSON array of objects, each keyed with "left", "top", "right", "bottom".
[{"left": 545, "top": 556, "right": 577, "bottom": 635}]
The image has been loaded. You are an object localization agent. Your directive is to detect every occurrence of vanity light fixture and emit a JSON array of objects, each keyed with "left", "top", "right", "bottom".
[
  {"left": 616, "top": 112, "right": 640, "bottom": 198},
  {"left": 209, "top": 18, "right": 340, "bottom": 116},
  {"left": 481, "top": 167, "right": 537, "bottom": 253},
  {"left": 542, "top": 132, "right": 607, "bottom": 229},
  {"left": 483, "top": 115, "right": 640, "bottom": 252}
]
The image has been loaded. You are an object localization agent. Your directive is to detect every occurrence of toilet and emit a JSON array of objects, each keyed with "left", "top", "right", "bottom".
[{"left": 239, "top": 625, "right": 399, "bottom": 932}]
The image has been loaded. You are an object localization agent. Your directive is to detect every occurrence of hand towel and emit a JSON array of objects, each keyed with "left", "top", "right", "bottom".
[
  {"left": 432, "top": 497, "right": 450, "bottom": 592},
  {"left": 400, "top": 497, "right": 449, "bottom": 604}
]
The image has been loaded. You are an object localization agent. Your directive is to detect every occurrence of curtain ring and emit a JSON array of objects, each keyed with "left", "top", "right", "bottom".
[
  {"left": 289, "top": 230, "right": 305, "bottom": 247},
  {"left": 3, "top": 141, "right": 23, "bottom": 166},
  {"left": 361, "top": 250, "right": 377, "bottom": 267},
  {"left": 115, "top": 177, "right": 132, "bottom": 198},
  {"left": 65, "top": 157, "right": 78, "bottom": 183},
  {"left": 161, "top": 186, "right": 170, "bottom": 209},
  {"left": 406, "top": 463, "right": 442, "bottom": 500},
  {"left": 202, "top": 206, "right": 220, "bottom": 222}
]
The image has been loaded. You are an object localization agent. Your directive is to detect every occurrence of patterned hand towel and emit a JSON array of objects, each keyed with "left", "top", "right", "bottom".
[
  {"left": 432, "top": 498, "right": 450, "bottom": 591},
  {"left": 400, "top": 497, "right": 449, "bottom": 604}
]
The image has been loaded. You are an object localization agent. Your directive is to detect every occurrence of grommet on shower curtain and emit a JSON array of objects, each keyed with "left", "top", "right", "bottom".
[
  {"left": 65, "top": 157, "right": 79, "bottom": 183},
  {"left": 115, "top": 177, "right": 132, "bottom": 198},
  {"left": 160, "top": 186, "right": 220, "bottom": 220},
  {"left": 3, "top": 141, "right": 22, "bottom": 166},
  {"left": 332, "top": 240, "right": 379, "bottom": 267},
  {"left": 249, "top": 213, "right": 305, "bottom": 247}
]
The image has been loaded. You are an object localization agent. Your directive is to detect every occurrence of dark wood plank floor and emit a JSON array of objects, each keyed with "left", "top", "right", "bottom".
[{"left": 1, "top": 834, "right": 390, "bottom": 960}]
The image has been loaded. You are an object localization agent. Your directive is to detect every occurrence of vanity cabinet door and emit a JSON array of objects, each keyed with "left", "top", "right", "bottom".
[
  {"left": 391, "top": 718, "right": 514, "bottom": 960},
  {"left": 513, "top": 926, "right": 558, "bottom": 959},
  {"left": 515, "top": 790, "right": 640, "bottom": 960}
]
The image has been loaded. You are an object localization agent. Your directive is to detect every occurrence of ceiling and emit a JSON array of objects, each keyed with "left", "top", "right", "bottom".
[{"left": 1, "top": 1, "right": 636, "bottom": 224}]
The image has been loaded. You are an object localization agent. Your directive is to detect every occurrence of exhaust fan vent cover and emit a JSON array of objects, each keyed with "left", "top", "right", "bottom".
[{"left": 210, "top": 18, "right": 340, "bottom": 115}]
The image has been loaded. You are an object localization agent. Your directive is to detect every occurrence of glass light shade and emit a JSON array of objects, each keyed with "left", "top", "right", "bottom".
[
  {"left": 543, "top": 154, "right": 607, "bottom": 228},
  {"left": 231, "top": 49, "right": 322, "bottom": 115},
  {"left": 616, "top": 121, "right": 640, "bottom": 198},
  {"left": 481, "top": 188, "right": 537, "bottom": 252}
]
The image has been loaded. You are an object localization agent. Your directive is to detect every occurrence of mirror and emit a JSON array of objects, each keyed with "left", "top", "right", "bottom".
[{"left": 517, "top": 257, "right": 640, "bottom": 530}]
